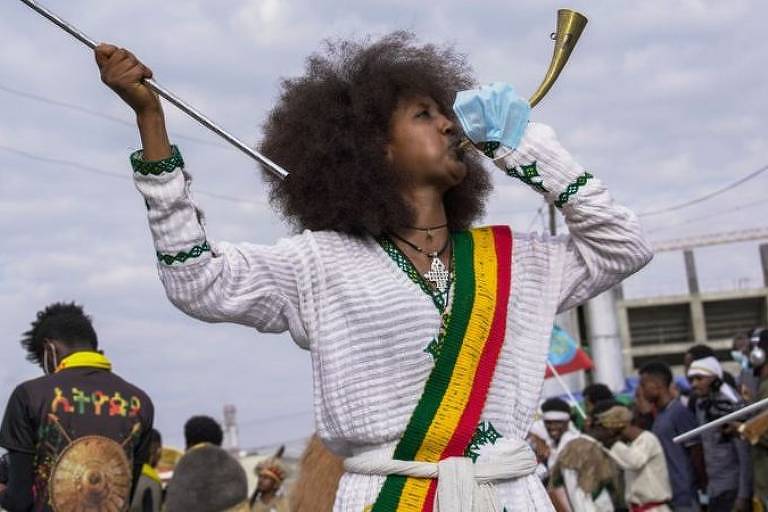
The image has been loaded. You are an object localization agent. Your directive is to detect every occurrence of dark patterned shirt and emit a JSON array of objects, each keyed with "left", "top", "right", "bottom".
[{"left": 0, "top": 364, "right": 153, "bottom": 511}]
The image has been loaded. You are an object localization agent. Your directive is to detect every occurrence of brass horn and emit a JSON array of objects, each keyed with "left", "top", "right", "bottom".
[
  {"left": 458, "top": 9, "right": 587, "bottom": 152},
  {"left": 529, "top": 9, "right": 588, "bottom": 108}
]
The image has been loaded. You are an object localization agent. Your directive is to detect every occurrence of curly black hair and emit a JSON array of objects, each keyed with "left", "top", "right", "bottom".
[
  {"left": 541, "top": 397, "right": 571, "bottom": 415},
  {"left": 21, "top": 302, "right": 98, "bottom": 366},
  {"left": 259, "top": 31, "right": 491, "bottom": 235},
  {"left": 184, "top": 415, "right": 223, "bottom": 449},
  {"left": 582, "top": 383, "right": 614, "bottom": 406},
  {"left": 639, "top": 360, "right": 673, "bottom": 387}
]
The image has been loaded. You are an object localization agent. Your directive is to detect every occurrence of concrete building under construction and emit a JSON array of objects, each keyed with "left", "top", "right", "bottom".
[{"left": 614, "top": 231, "right": 768, "bottom": 378}]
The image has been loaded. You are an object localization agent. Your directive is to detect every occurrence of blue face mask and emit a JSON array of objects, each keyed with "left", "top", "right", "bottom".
[
  {"left": 730, "top": 350, "right": 749, "bottom": 369},
  {"left": 452, "top": 82, "right": 530, "bottom": 151}
]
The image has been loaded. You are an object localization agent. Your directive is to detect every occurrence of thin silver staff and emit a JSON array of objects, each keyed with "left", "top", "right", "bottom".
[
  {"left": 18, "top": 0, "right": 289, "bottom": 180},
  {"left": 673, "top": 396, "right": 768, "bottom": 444}
]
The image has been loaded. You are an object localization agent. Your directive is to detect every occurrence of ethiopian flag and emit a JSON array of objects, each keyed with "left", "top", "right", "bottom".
[{"left": 545, "top": 325, "right": 592, "bottom": 378}]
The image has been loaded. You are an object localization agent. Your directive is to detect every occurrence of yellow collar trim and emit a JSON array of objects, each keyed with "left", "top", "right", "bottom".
[
  {"left": 142, "top": 463, "right": 162, "bottom": 484},
  {"left": 56, "top": 351, "right": 112, "bottom": 372}
]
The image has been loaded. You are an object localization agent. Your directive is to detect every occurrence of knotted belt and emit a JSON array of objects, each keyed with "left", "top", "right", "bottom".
[{"left": 344, "top": 438, "right": 537, "bottom": 512}]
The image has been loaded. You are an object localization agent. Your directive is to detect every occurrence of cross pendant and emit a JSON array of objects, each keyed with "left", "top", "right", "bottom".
[{"left": 424, "top": 256, "right": 449, "bottom": 293}]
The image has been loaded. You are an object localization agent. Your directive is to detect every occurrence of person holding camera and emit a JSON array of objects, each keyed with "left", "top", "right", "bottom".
[{"left": 687, "top": 356, "right": 752, "bottom": 512}]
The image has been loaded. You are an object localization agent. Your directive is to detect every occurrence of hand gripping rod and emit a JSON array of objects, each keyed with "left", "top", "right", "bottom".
[
  {"left": 673, "top": 395, "right": 768, "bottom": 445},
  {"left": 18, "top": 0, "right": 290, "bottom": 180}
]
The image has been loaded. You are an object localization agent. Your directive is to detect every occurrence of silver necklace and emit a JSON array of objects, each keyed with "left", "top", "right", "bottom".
[{"left": 390, "top": 232, "right": 451, "bottom": 293}]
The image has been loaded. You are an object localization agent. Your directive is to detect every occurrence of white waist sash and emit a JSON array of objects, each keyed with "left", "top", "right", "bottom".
[{"left": 343, "top": 438, "right": 537, "bottom": 512}]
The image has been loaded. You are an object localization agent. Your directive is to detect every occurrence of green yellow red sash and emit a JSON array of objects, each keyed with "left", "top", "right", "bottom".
[{"left": 371, "top": 225, "right": 513, "bottom": 512}]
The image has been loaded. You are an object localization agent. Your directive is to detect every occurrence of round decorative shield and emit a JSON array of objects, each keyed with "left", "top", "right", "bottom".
[{"left": 49, "top": 435, "right": 132, "bottom": 512}]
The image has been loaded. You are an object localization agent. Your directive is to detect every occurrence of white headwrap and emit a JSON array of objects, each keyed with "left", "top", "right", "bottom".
[
  {"left": 542, "top": 411, "right": 571, "bottom": 422},
  {"left": 687, "top": 356, "right": 740, "bottom": 403},
  {"left": 687, "top": 356, "right": 722, "bottom": 379}
]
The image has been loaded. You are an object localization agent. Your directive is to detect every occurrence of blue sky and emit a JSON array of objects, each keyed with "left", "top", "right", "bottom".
[{"left": 1, "top": 0, "right": 766, "bottom": 450}]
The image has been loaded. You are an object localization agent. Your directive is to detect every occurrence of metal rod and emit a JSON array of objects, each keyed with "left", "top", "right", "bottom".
[
  {"left": 673, "top": 396, "right": 768, "bottom": 444},
  {"left": 18, "top": 0, "right": 289, "bottom": 180},
  {"left": 546, "top": 360, "right": 587, "bottom": 419}
]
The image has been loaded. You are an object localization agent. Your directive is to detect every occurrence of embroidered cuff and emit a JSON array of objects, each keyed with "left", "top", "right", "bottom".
[
  {"left": 131, "top": 145, "right": 184, "bottom": 176},
  {"left": 486, "top": 123, "right": 597, "bottom": 207},
  {"left": 502, "top": 161, "right": 548, "bottom": 194},
  {"left": 157, "top": 240, "right": 210, "bottom": 265},
  {"left": 554, "top": 172, "right": 594, "bottom": 208}
]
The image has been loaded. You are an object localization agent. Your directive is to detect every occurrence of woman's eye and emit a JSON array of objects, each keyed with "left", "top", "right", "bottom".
[{"left": 416, "top": 109, "right": 431, "bottom": 118}]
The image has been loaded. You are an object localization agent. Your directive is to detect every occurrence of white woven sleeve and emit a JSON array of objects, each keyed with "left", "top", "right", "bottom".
[
  {"left": 491, "top": 123, "right": 654, "bottom": 312},
  {"left": 133, "top": 163, "right": 310, "bottom": 347}
]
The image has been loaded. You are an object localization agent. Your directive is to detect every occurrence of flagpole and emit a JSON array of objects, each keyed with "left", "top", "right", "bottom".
[
  {"left": 546, "top": 361, "right": 587, "bottom": 419},
  {"left": 17, "top": 0, "right": 290, "bottom": 180}
]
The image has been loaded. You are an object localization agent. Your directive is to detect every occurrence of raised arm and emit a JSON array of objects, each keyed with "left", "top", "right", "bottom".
[
  {"left": 488, "top": 123, "right": 653, "bottom": 312},
  {"left": 453, "top": 83, "right": 653, "bottom": 313},
  {"left": 95, "top": 45, "right": 311, "bottom": 346}
]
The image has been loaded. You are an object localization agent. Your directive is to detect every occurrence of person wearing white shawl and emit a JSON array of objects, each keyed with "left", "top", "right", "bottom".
[{"left": 529, "top": 398, "right": 581, "bottom": 483}]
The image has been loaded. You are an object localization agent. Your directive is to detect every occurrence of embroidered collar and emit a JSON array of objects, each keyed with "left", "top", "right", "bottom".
[{"left": 377, "top": 235, "right": 453, "bottom": 313}]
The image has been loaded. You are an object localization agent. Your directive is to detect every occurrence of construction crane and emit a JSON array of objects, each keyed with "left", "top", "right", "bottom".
[{"left": 652, "top": 226, "right": 768, "bottom": 253}]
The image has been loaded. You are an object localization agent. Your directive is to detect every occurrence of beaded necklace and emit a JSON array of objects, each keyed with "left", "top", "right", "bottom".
[
  {"left": 377, "top": 235, "right": 453, "bottom": 313},
  {"left": 388, "top": 232, "right": 451, "bottom": 294}
]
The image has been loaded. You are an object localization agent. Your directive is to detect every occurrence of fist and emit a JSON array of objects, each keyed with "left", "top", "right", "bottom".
[{"left": 95, "top": 44, "right": 160, "bottom": 114}]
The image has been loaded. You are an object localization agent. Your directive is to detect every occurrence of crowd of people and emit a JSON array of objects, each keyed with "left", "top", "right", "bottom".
[
  {"left": 0, "top": 27, "right": 764, "bottom": 512},
  {"left": 0, "top": 303, "right": 292, "bottom": 512},
  {"left": 1, "top": 302, "right": 766, "bottom": 512},
  {"left": 527, "top": 330, "right": 768, "bottom": 512}
]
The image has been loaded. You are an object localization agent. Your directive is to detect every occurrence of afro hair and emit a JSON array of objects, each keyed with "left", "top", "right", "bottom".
[{"left": 259, "top": 31, "right": 491, "bottom": 235}]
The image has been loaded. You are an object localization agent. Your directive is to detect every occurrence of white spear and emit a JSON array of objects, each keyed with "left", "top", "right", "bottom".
[{"left": 673, "top": 396, "right": 768, "bottom": 445}]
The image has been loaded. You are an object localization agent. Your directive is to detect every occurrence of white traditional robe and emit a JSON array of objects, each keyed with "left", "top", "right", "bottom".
[{"left": 132, "top": 123, "right": 652, "bottom": 510}]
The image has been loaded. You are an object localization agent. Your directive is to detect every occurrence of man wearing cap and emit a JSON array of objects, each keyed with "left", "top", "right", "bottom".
[
  {"left": 687, "top": 356, "right": 752, "bottom": 512},
  {"left": 592, "top": 401, "right": 672, "bottom": 512},
  {"left": 250, "top": 457, "right": 290, "bottom": 512}
]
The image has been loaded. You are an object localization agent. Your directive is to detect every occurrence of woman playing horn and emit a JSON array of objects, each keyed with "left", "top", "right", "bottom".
[{"left": 94, "top": 31, "right": 652, "bottom": 511}]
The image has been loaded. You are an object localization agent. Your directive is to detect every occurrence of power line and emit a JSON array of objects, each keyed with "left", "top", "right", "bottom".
[
  {"left": 0, "top": 82, "right": 228, "bottom": 149},
  {"left": 239, "top": 409, "right": 313, "bottom": 428},
  {"left": 647, "top": 198, "right": 765, "bottom": 235},
  {"left": 526, "top": 201, "right": 546, "bottom": 232},
  {"left": 245, "top": 434, "right": 312, "bottom": 454},
  {"left": 0, "top": 144, "right": 265, "bottom": 206},
  {"left": 638, "top": 163, "right": 768, "bottom": 217},
  {"left": 4, "top": 81, "right": 765, "bottom": 226}
]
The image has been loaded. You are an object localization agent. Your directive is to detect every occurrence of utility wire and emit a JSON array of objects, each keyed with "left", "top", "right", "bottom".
[
  {"left": 6, "top": 83, "right": 768, "bottom": 224},
  {"left": 6, "top": 81, "right": 767, "bottom": 221},
  {"left": 526, "top": 201, "right": 546, "bottom": 232},
  {"left": 246, "top": 434, "right": 312, "bottom": 454},
  {"left": 239, "top": 409, "right": 313, "bottom": 428},
  {"left": 647, "top": 198, "right": 765, "bottom": 235},
  {"left": 0, "top": 82, "right": 228, "bottom": 149},
  {"left": 638, "top": 163, "right": 768, "bottom": 217},
  {"left": 0, "top": 144, "right": 264, "bottom": 206}
]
